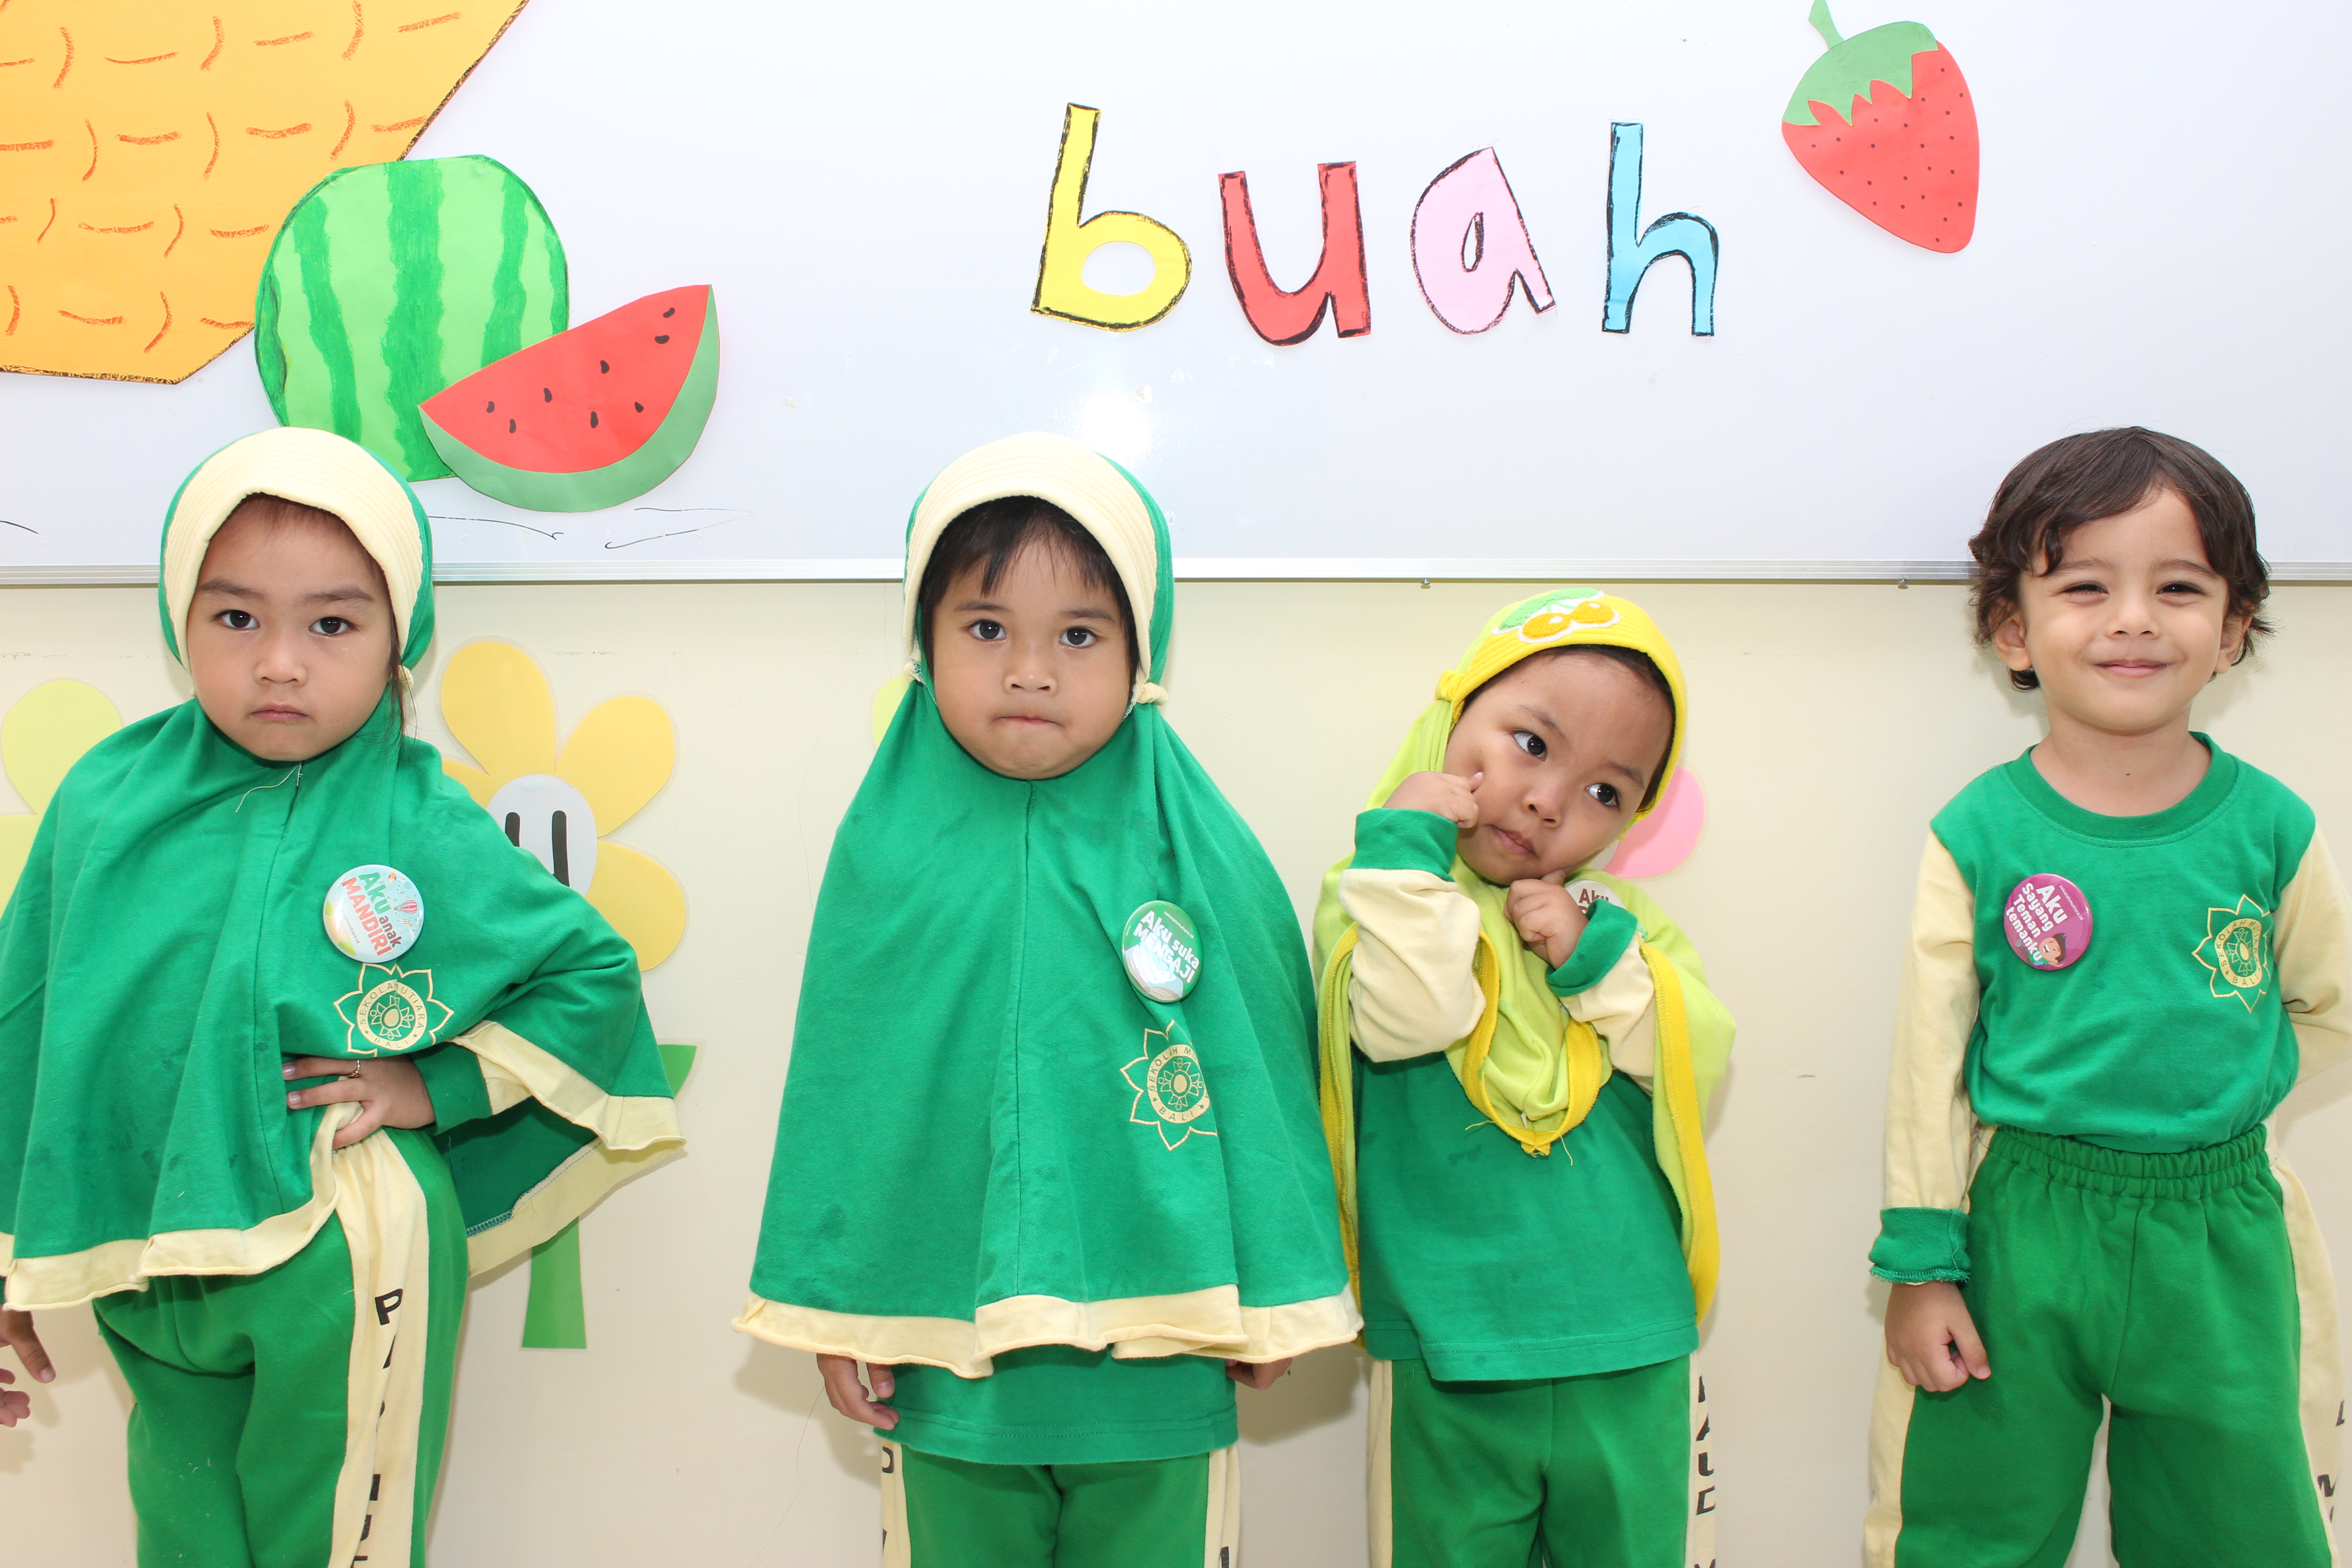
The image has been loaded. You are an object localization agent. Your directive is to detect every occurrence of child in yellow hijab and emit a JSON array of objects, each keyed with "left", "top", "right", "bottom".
[{"left": 1313, "top": 588, "right": 1735, "bottom": 1568}]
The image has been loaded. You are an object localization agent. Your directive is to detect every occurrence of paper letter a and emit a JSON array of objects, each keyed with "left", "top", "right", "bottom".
[
  {"left": 1219, "top": 163, "right": 1370, "bottom": 345},
  {"left": 1032, "top": 104, "right": 1192, "bottom": 331},
  {"left": 1410, "top": 149, "right": 1553, "bottom": 335}
]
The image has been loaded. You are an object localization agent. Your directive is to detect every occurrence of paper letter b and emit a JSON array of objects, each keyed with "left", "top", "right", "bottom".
[{"left": 1032, "top": 104, "right": 1192, "bottom": 331}]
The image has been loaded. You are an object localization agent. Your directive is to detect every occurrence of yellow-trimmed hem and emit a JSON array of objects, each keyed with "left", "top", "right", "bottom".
[
  {"left": 4, "top": 1014, "right": 687, "bottom": 1304},
  {"left": 453, "top": 1020, "right": 683, "bottom": 1151},
  {"left": 2, "top": 1111, "right": 346, "bottom": 1310},
  {"left": 732, "top": 1285, "right": 1360, "bottom": 1377},
  {"left": 465, "top": 1135, "right": 684, "bottom": 1277}
]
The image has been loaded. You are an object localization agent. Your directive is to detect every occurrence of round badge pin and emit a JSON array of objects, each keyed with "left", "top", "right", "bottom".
[
  {"left": 1563, "top": 879, "right": 1624, "bottom": 916},
  {"left": 1121, "top": 901, "right": 1202, "bottom": 1003},
  {"left": 323, "top": 865, "right": 425, "bottom": 962},
  {"left": 2002, "top": 873, "right": 2091, "bottom": 970}
]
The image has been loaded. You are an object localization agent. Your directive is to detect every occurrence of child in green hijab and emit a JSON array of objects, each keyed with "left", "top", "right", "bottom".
[
  {"left": 0, "top": 426, "right": 682, "bottom": 1566},
  {"left": 739, "top": 432, "right": 1356, "bottom": 1568},
  {"left": 1314, "top": 589, "right": 1735, "bottom": 1568}
]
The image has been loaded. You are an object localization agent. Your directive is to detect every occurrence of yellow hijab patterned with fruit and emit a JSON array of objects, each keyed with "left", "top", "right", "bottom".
[{"left": 1311, "top": 588, "right": 1725, "bottom": 1316}]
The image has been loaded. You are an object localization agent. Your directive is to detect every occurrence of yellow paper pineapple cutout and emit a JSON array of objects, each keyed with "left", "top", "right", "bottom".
[
  {"left": 435, "top": 640, "right": 685, "bottom": 969},
  {"left": 0, "top": 0, "right": 528, "bottom": 382},
  {"left": 0, "top": 681, "right": 122, "bottom": 911}
]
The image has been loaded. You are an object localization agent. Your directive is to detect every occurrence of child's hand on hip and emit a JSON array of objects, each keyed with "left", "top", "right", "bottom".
[
  {"left": 283, "top": 1057, "right": 437, "bottom": 1148},
  {"left": 1225, "top": 1356, "right": 1293, "bottom": 1389},
  {"left": 1506, "top": 870, "right": 1585, "bottom": 970},
  {"left": 1884, "top": 1280, "right": 1990, "bottom": 1392},
  {"left": 1383, "top": 770, "right": 1481, "bottom": 828},
  {"left": 0, "top": 1307, "right": 54, "bottom": 1428},
  {"left": 818, "top": 1354, "right": 899, "bottom": 1428}
]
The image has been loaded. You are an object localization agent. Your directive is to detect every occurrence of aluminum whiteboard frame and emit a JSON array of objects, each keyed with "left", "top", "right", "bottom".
[{"left": 9, "top": 559, "right": 2352, "bottom": 587}]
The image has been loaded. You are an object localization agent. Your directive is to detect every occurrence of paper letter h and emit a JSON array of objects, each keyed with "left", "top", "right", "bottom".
[{"left": 1603, "top": 122, "right": 1717, "bottom": 336}]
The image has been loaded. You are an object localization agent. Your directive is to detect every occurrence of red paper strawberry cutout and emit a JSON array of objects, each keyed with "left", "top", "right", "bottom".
[{"left": 1782, "top": 0, "right": 1978, "bottom": 251}]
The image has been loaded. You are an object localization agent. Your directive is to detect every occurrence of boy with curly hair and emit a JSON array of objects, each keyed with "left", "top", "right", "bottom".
[{"left": 1868, "top": 427, "right": 2350, "bottom": 1564}]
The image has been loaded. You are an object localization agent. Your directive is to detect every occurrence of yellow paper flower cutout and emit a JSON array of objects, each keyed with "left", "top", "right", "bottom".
[
  {"left": 0, "top": 681, "right": 123, "bottom": 911},
  {"left": 435, "top": 641, "right": 686, "bottom": 970}
]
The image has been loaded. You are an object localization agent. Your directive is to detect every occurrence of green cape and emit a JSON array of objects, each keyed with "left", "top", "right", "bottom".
[
  {"left": 737, "top": 432, "right": 1355, "bottom": 1374},
  {"left": 0, "top": 427, "right": 682, "bottom": 1308}
]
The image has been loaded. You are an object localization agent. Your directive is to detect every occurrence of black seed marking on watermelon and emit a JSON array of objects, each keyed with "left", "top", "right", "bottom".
[
  {"left": 508, "top": 418, "right": 516, "bottom": 433},
  {"left": 599, "top": 360, "right": 609, "bottom": 373},
  {"left": 589, "top": 410, "right": 598, "bottom": 429},
  {"left": 634, "top": 401, "right": 644, "bottom": 412},
  {"left": 485, "top": 400, "right": 495, "bottom": 413},
  {"left": 654, "top": 334, "right": 670, "bottom": 344},
  {"left": 662, "top": 306, "right": 675, "bottom": 318},
  {"left": 542, "top": 387, "right": 552, "bottom": 402}
]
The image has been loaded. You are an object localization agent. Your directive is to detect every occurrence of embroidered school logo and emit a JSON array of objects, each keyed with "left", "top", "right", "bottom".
[
  {"left": 1122, "top": 1024, "right": 1217, "bottom": 1150},
  {"left": 1503, "top": 588, "right": 1618, "bottom": 645},
  {"left": 2192, "top": 895, "right": 2272, "bottom": 1010},
  {"left": 334, "top": 964, "right": 456, "bottom": 1056}
]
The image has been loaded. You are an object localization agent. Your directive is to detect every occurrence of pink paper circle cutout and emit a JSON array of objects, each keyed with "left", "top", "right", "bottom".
[{"left": 1603, "top": 767, "right": 1705, "bottom": 879}]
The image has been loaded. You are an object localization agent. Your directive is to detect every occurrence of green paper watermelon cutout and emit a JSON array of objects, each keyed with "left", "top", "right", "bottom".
[
  {"left": 420, "top": 285, "right": 720, "bottom": 513},
  {"left": 257, "top": 156, "right": 569, "bottom": 482}
]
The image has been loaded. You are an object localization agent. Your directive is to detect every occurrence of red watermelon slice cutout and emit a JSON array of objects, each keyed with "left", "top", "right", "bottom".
[{"left": 421, "top": 284, "right": 720, "bottom": 512}]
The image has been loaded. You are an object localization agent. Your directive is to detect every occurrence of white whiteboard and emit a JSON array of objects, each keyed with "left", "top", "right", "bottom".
[{"left": 4, "top": 0, "right": 2348, "bottom": 581}]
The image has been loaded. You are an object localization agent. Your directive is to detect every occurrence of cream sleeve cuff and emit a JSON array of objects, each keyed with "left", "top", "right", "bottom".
[
  {"left": 1567, "top": 938, "right": 1660, "bottom": 1084},
  {"left": 1337, "top": 865, "right": 1485, "bottom": 1063}
]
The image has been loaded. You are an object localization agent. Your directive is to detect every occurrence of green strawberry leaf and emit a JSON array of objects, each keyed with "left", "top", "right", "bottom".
[{"left": 1784, "top": 3, "right": 1941, "bottom": 127}]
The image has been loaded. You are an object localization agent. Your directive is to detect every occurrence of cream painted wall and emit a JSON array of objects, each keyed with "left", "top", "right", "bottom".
[{"left": 5, "top": 577, "right": 2351, "bottom": 1567}]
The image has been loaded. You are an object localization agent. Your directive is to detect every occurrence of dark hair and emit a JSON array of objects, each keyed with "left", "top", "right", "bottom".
[
  {"left": 914, "top": 496, "right": 1139, "bottom": 679},
  {"left": 1460, "top": 643, "right": 1676, "bottom": 810},
  {"left": 1968, "top": 427, "right": 2270, "bottom": 692},
  {"left": 224, "top": 491, "right": 410, "bottom": 731}
]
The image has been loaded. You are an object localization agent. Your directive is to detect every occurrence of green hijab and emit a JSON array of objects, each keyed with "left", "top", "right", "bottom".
[
  {"left": 738, "top": 433, "right": 1355, "bottom": 1374},
  {"left": 0, "top": 427, "right": 681, "bottom": 1308}
]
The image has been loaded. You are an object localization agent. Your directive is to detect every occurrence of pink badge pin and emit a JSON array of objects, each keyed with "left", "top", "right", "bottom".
[{"left": 2003, "top": 873, "right": 2091, "bottom": 970}]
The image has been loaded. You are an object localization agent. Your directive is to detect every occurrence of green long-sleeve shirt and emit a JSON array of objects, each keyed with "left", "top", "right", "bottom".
[
  {"left": 1343, "top": 809, "right": 1731, "bottom": 1379},
  {"left": 1872, "top": 739, "right": 2352, "bottom": 1283}
]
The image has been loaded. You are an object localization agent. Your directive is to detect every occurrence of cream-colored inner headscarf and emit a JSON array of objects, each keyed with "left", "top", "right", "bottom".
[
  {"left": 900, "top": 431, "right": 1166, "bottom": 708},
  {"left": 160, "top": 426, "right": 431, "bottom": 669}
]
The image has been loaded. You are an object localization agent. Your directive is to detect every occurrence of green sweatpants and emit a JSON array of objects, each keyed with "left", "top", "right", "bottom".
[
  {"left": 1872, "top": 1126, "right": 2337, "bottom": 1568},
  {"left": 92, "top": 1127, "right": 469, "bottom": 1568},
  {"left": 885, "top": 1441, "right": 1237, "bottom": 1568},
  {"left": 1374, "top": 1355, "right": 1705, "bottom": 1568}
]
